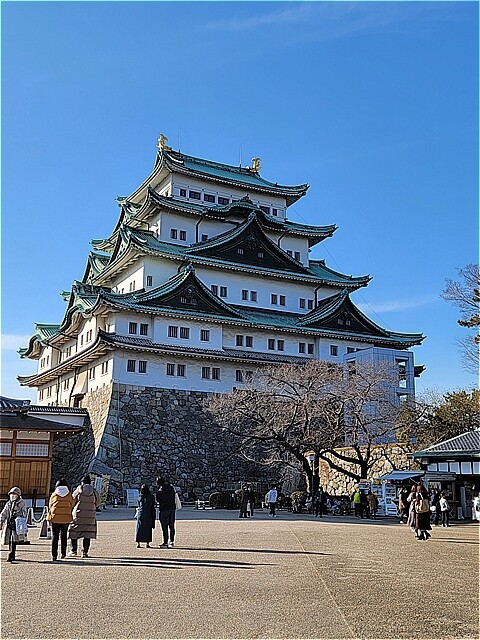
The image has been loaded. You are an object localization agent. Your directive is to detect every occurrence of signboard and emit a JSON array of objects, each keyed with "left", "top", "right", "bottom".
[{"left": 126, "top": 488, "right": 139, "bottom": 507}]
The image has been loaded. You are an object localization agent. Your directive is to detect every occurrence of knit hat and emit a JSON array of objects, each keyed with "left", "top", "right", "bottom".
[{"left": 8, "top": 487, "right": 21, "bottom": 496}]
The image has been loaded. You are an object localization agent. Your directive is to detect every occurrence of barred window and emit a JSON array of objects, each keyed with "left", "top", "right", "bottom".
[
  {"left": 200, "top": 330, "right": 210, "bottom": 342},
  {"left": 168, "top": 326, "right": 178, "bottom": 338},
  {"left": 140, "top": 323, "right": 148, "bottom": 336},
  {"left": 177, "top": 364, "right": 186, "bottom": 377},
  {"left": 179, "top": 327, "right": 190, "bottom": 339},
  {"left": 166, "top": 363, "right": 175, "bottom": 376},
  {"left": 129, "top": 322, "right": 138, "bottom": 334},
  {"left": 245, "top": 336, "right": 253, "bottom": 348},
  {"left": 139, "top": 361, "right": 147, "bottom": 374},
  {"left": 212, "top": 368, "right": 220, "bottom": 380},
  {"left": 127, "top": 360, "right": 136, "bottom": 372}
]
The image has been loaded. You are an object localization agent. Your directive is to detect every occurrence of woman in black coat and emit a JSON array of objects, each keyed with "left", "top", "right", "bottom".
[{"left": 136, "top": 484, "right": 156, "bottom": 548}]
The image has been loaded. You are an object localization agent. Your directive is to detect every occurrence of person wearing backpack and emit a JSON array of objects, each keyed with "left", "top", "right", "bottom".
[
  {"left": 414, "top": 487, "right": 432, "bottom": 540},
  {"left": 439, "top": 493, "right": 450, "bottom": 527}
]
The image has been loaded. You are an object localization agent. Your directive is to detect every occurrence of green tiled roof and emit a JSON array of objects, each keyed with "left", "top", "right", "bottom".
[
  {"left": 159, "top": 149, "right": 309, "bottom": 206},
  {"left": 309, "top": 260, "right": 370, "bottom": 286},
  {"left": 98, "top": 225, "right": 366, "bottom": 290}
]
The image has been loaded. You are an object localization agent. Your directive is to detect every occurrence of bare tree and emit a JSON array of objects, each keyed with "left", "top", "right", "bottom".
[
  {"left": 205, "top": 360, "right": 409, "bottom": 491},
  {"left": 442, "top": 264, "right": 480, "bottom": 373}
]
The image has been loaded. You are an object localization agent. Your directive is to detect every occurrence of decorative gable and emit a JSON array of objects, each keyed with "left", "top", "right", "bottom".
[
  {"left": 186, "top": 213, "right": 309, "bottom": 274},
  {"left": 134, "top": 266, "right": 242, "bottom": 318}
]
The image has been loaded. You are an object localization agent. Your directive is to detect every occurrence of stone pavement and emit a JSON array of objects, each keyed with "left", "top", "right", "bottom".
[{"left": 1, "top": 508, "right": 478, "bottom": 640}]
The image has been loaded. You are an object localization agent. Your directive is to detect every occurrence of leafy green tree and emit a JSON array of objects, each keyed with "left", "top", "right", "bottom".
[
  {"left": 442, "top": 264, "right": 479, "bottom": 373},
  {"left": 399, "top": 389, "right": 480, "bottom": 450}
]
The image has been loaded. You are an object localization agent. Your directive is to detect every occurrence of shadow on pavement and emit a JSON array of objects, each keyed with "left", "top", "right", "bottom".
[
  {"left": 46, "top": 556, "right": 273, "bottom": 569},
  {"left": 178, "top": 546, "right": 331, "bottom": 556}
]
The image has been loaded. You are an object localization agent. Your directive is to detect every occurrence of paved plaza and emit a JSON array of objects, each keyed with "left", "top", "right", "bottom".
[{"left": 1, "top": 508, "right": 478, "bottom": 640}]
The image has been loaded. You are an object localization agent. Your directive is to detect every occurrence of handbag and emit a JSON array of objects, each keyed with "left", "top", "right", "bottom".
[
  {"left": 7, "top": 517, "right": 16, "bottom": 531},
  {"left": 174, "top": 492, "right": 182, "bottom": 510}
]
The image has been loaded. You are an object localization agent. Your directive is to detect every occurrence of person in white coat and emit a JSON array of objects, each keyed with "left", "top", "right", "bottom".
[
  {"left": 0, "top": 487, "right": 27, "bottom": 562},
  {"left": 472, "top": 492, "right": 480, "bottom": 522},
  {"left": 266, "top": 485, "right": 278, "bottom": 518}
]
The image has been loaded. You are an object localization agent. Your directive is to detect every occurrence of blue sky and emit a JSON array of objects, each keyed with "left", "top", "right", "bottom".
[{"left": 2, "top": 1, "right": 478, "bottom": 401}]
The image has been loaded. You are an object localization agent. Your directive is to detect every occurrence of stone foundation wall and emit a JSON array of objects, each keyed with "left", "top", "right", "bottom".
[
  {"left": 53, "top": 383, "right": 272, "bottom": 500},
  {"left": 319, "top": 444, "right": 417, "bottom": 496}
]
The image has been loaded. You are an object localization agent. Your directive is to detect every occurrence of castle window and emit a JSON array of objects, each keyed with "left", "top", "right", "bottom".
[
  {"left": 189, "top": 190, "right": 201, "bottom": 200},
  {"left": 257, "top": 252, "right": 264, "bottom": 258},
  {"left": 179, "top": 230, "right": 187, "bottom": 241},
  {"left": 345, "top": 319, "right": 351, "bottom": 326},
  {"left": 330, "top": 345, "right": 338, "bottom": 357},
  {"left": 168, "top": 326, "right": 178, "bottom": 338},
  {"left": 129, "top": 281, "right": 136, "bottom": 292},
  {"left": 279, "top": 295, "right": 286, "bottom": 306},
  {"left": 218, "top": 196, "right": 229, "bottom": 205},
  {"left": 212, "top": 367, "right": 220, "bottom": 381},
  {"left": 294, "top": 251, "right": 301, "bottom": 261},
  {"left": 272, "top": 208, "right": 278, "bottom": 216},
  {"left": 219, "top": 286, "right": 227, "bottom": 298},
  {"left": 177, "top": 364, "right": 186, "bottom": 377},
  {"left": 140, "top": 323, "right": 148, "bottom": 336},
  {"left": 299, "top": 342, "right": 306, "bottom": 354},
  {"left": 287, "top": 250, "right": 293, "bottom": 257},
  {"left": 46, "top": 355, "right": 50, "bottom": 365},
  {"left": 338, "top": 318, "right": 344, "bottom": 325},
  {"left": 236, "top": 370, "right": 244, "bottom": 383},
  {"left": 129, "top": 322, "right": 138, "bottom": 334},
  {"left": 203, "top": 193, "right": 215, "bottom": 203},
  {"left": 268, "top": 339, "right": 275, "bottom": 350},
  {"left": 307, "top": 344, "right": 314, "bottom": 355},
  {"left": 202, "top": 366, "right": 210, "bottom": 379},
  {"left": 236, "top": 335, "right": 244, "bottom": 347},
  {"left": 39, "top": 389, "right": 44, "bottom": 400},
  {"left": 180, "top": 327, "right": 190, "bottom": 339},
  {"left": 170, "top": 229, "right": 178, "bottom": 239},
  {"left": 201, "top": 234, "right": 208, "bottom": 242},
  {"left": 260, "top": 205, "right": 270, "bottom": 214},
  {"left": 200, "top": 329, "right": 210, "bottom": 342},
  {"left": 166, "top": 363, "right": 175, "bottom": 376},
  {"left": 347, "top": 347, "right": 355, "bottom": 354},
  {"left": 299, "top": 298, "right": 306, "bottom": 309},
  {"left": 307, "top": 299, "right": 314, "bottom": 310},
  {"left": 179, "top": 188, "right": 186, "bottom": 197},
  {"left": 139, "top": 361, "right": 147, "bottom": 374},
  {"left": 211, "top": 285, "right": 218, "bottom": 295},
  {"left": 80, "top": 335, "right": 84, "bottom": 346},
  {"left": 101, "top": 362, "right": 108, "bottom": 375},
  {"left": 127, "top": 360, "right": 136, "bottom": 373},
  {"left": 41, "top": 358, "right": 45, "bottom": 368},
  {"left": 250, "top": 291, "right": 257, "bottom": 302},
  {"left": 245, "top": 336, "right": 253, "bottom": 348},
  {"left": 237, "top": 248, "right": 244, "bottom": 255},
  {"left": 277, "top": 340, "right": 284, "bottom": 351},
  {"left": 271, "top": 294, "right": 278, "bottom": 305},
  {"left": 242, "top": 289, "right": 248, "bottom": 301},
  {"left": 46, "top": 386, "right": 52, "bottom": 398},
  {"left": 86, "top": 330, "right": 93, "bottom": 342},
  {"left": 146, "top": 276, "right": 153, "bottom": 287},
  {"left": 63, "top": 379, "right": 70, "bottom": 390}
]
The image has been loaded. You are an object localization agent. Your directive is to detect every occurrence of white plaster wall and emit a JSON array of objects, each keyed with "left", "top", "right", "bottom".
[
  {"left": 170, "top": 175, "right": 287, "bottom": 217},
  {"left": 154, "top": 210, "right": 198, "bottom": 245},
  {"left": 141, "top": 256, "right": 179, "bottom": 291},
  {"left": 112, "top": 264, "right": 145, "bottom": 294},
  {"left": 194, "top": 266, "right": 325, "bottom": 312},
  {"left": 153, "top": 318, "right": 223, "bottom": 349}
]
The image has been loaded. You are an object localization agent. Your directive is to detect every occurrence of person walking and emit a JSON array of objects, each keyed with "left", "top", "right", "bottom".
[
  {"left": 247, "top": 485, "right": 256, "bottom": 518},
  {"left": 406, "top": 484, "right": 418, "bottom": 531},
  {"left": 439, "top": 493, "right": 450, "bottom": 527},
  {"left": 314, "top": 487, "right": 324, "bottom": 517},
  {"left": 0, "top": 487, "right": 27, "bottom": 562},
  {"left": 430, "top": 489, "right": 441, "bottom": 526},
  {"left": 135, "top": 484, "right": 156, "bottom": 548},
  {"left": 47, "top": 479, "right": 74, "bottom": 561},
  {"left": 156, "top": 476, "right": 176, "bottom": 548},
  {"left": 398, "top": 487, "right": 410, "bottom": 524},
  {"left": 472, "top": 492, "right": 480, "bottom": 522},
  {"left": 414, "top": 486, "right": 432, "bottom": 540},
  {"left": 239, "top": 485, "right": 249, "bottom": 518},
  {"left": 353, "top": 488, "right": 361, "bottom": 518},
  {"left": 68, "top": 475, "right": 98, "bottom": 558},
  {"left": 367, "top": 490, "right": 378, "bottom": 519},
  {"left": 266, "top": 485, "right": 278, "bottom": 517}
]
